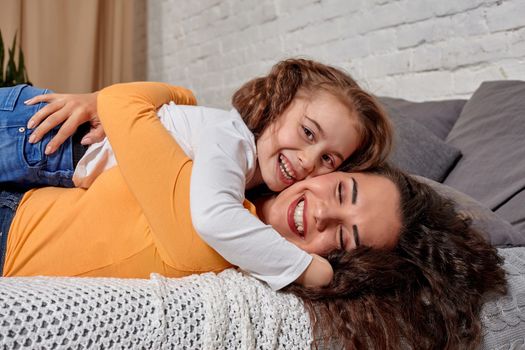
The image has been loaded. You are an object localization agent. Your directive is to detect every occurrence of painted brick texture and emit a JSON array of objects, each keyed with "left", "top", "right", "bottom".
[{"left": 147, "top": 0, "right": 525, "bottom": 108}]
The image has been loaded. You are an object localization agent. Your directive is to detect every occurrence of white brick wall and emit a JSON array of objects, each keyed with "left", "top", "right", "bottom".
[{"left": 147, "top": 0, "right": 525, "bottom": 108}]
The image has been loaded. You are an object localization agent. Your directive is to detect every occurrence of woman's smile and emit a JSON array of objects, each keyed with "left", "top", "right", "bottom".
[{"left": 287, "top": 196, "right": 307, "bottom": 239}]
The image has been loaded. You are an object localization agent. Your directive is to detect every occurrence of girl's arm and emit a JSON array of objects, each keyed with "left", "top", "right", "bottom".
[{"left": 296, "top": 254, "right": 334, "bottom": 287}]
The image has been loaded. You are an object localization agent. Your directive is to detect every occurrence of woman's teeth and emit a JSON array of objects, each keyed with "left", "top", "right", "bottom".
[
  {"left": 279, "top": 155, "right": 295, "bottom": 180},
  {"left": 294, "top": 199, "right": 304, "bottom": 235}
]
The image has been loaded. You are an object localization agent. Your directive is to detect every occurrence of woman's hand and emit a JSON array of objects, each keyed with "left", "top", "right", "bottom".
[
  {"left": 25, "top": 92, "right": 105, "bottom": 155},
  {"left": 295, "top": 254, "right": 334, "bottom": 288}
]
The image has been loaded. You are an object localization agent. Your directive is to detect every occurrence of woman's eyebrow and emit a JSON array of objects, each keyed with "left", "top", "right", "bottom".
[
  {"left": 351, "top": 177, "right": 358, "bottom": 204},
  {"left": 353, "top": 225, "right": 360, "bottom": 247},
  {"left": 350, "top": 177, "right": 360, "bottom": 247}
]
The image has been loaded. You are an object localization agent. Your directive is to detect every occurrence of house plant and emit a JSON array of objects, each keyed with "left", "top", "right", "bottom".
[{"left": 0, "top": 30, "right": 31, "bottom": 87}]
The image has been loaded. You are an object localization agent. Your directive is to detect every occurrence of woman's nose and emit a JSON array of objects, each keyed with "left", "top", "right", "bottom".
[{"left": 314, "top": 204, "right": 331, "bottom": 231}]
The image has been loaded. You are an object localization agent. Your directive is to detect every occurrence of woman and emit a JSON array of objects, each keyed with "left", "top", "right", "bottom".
[{"left": 286, "top": 164, "right": 507, "bottom": 349}]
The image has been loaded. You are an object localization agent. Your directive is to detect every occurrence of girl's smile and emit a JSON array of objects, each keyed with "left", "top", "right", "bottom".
[{"left": 277, "top": 154, "right": 297, "bottom": 185}]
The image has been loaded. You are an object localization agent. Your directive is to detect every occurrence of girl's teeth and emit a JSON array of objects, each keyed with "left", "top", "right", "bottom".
[
  {"left": 279, "top": 155, "right": 295, "bottom": 180},
  {"left": 280, "top": 164, "right": 292, "bottom": 180}
]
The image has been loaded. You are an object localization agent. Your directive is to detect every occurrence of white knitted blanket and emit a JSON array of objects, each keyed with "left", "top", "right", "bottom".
[
  {"left": 1, "top": 248, "right": 525, "bottom": 349},
  {"left": 0, "top": 269, "right": 311, "bottom": 349}
]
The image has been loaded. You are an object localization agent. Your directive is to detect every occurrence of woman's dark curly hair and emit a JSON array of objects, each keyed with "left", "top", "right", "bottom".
[
  {"left": 284, "top": 165, "right": 507, "bottom": 349},
  {"left": 232, "top": 58, "right": 392, "bottom": 171}
]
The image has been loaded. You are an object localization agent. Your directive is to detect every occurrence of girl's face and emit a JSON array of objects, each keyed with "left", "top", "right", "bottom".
[
  {"left": 258, "top": 171, "right": 401, "bottom": 256},
  {"left": 255, "top": 91, "right": 361, "bottom": 192}
]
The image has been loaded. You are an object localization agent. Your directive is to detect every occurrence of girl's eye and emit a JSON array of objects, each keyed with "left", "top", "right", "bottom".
[
  {"left": 339, "top": 227, "right": 345, "bottom": 250},
  {"left": 323, "top": 154, "right": 335, "bottom": 167},
  {"left": 337, "top": 181, "right": 343, "bottom": 204},
  {"left": 302, "top": 126, "right": 314, "bottom": 141}
]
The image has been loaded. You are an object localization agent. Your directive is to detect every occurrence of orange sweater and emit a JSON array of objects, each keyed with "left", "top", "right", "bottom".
[{"left": 4, "top": 82, "right": 242, "bottom": 278}]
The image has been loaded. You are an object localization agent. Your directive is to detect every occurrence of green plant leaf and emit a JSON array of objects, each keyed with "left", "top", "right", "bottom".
[
  {"left": 0, "top": 30, "right": 30, "bottom": 86},
  {"left": 16, "top": 45, "right": 24, "bottom": 83},
  {"left": 19, "top": 49, "right": 30, "bottom": 85},
  {"left": 0, "top": 30, "right": 5, "bottom": 86},
  {"left": 6, "top": 46, "right": 16, "bottom": 85},
  {"left": 6, "top": 32, "right": 18, "bottom": 86}
]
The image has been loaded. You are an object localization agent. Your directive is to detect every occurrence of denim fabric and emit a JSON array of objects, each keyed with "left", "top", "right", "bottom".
[
  {"left": 0, "top": 189, "right": 24, "bottom": 275},
  {"left": 0, "top": 85, "right": 74, "bottom": 189}
]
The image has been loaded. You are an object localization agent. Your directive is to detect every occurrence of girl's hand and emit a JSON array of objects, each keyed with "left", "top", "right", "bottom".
[
  {"left": 295, "top": 254, "right": 334, "bottom": 288},
  {"left": 25, "top": 92, "right": 105, "bottom": 155}
]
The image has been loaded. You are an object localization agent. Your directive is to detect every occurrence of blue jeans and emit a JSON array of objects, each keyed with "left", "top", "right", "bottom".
[
  {"left": 0, "top": 84, "right": 76, "bottom": 189},
  {"left": 0, "top": 189, "right": 24, "bottom": 274}
]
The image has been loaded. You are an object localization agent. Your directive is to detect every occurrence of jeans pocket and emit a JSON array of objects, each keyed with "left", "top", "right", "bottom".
[
  {"left": 22, "top": 128, "right": 56, "bottom": 167},
  {"left": 0, "top": 126, "right": 43, "bottom": 184},
  {"left": 0, "top": 85, "right": 27, "bottom": 112}
]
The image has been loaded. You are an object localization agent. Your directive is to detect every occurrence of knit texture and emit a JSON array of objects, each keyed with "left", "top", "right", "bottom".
[
  {"left": 480, "top": 247, "right": 525, "bottom": 350},
  {"left": 0, "top": 248, "right": 524, "bottom": 349},
  {"left": 0, "top": 269, "right": 311, "bottom": 349}
]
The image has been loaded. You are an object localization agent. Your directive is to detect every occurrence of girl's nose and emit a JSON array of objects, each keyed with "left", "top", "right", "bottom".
[{"left": 298, "top": 149, "right": 316, "bottom": 176}]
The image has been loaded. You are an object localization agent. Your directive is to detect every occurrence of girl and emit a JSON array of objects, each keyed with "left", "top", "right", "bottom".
[{"left": 2, "top": 59, "right": 393, "bottom": 289}]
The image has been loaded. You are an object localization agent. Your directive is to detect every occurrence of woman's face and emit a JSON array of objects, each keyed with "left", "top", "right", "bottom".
[
  {"left": 255, "top": 90, "right": 361, "bottom": 192},
  {"left": 259, "top": 171, "right": 402, "bottom": 256}
]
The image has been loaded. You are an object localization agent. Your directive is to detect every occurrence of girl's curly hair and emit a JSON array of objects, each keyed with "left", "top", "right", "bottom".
[
  {"left": 284, "top": 165, "right": 507, "bottom": 349},
  {"left": 232, "top": 58, "right": 392, "bottom": 170}
]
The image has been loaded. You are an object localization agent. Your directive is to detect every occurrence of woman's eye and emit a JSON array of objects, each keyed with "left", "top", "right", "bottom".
[
  {"left": 302, "top": 126, "right": 314, "bottom": 141},
  {"left": 339, "top": 227, "right": 345, "bottom": 250}
]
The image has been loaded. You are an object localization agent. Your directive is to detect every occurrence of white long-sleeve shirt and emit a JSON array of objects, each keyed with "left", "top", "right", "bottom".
[{"left": 74, "top": 103, "right": 312, "bottom": 290}]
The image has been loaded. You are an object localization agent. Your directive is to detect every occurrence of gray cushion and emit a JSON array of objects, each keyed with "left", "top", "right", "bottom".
[
  {"left": 496, "top": 191, "right": 525, "bottom": 237},
  {"left": 414, "top": 176, "right": 524, "bottom": 247},
  {"left": 379, "top": 97, "right": 467, "bottom": 140},
  {"left": 444, "top": 81, "right": 525, "bottom": 235},
  {"left": 388, "top": 110, "right": 462, "bottom": 182}
]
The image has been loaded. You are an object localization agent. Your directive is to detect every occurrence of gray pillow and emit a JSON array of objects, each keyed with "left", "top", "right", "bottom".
[
  {"left": 414, "top": 175, "right": 524, "bottom": 247},
  {"left": 388, "top": 110, "right": 462, "bottom": 182},
  {"left": 379, "top": 97, "right": 467, "bottom": 140},
  {"left": 444, "top": 81, "right": 525, "bottom": 235},
  {"left": 496, "top": 191, "right": 525, "bottom": 236}
]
